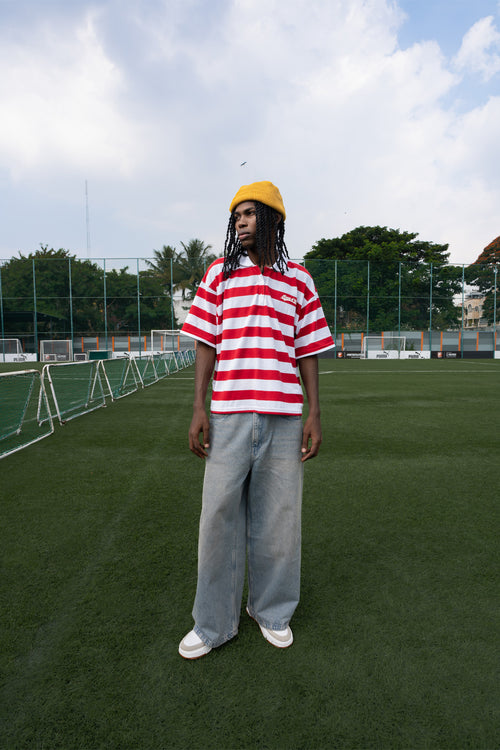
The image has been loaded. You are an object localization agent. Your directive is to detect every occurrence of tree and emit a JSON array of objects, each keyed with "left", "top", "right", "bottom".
[
  {"left": 0, "top": 246, "right": 176, "bottom": 338},
  {"left": 175, "top": 239, "right": 216, "bottom": 300},
  {"left": 304, "top": 226, "right": 462, "bottom": 331},
  {"left": 146, "top": 239, "right": 216, "bottom": 301},
  {"left": 145, "top": 245, "right": 180, "bottom": 294},
  {"left": 0, "top": 246, "right": 104, "bottom": 336},
  {"left": 465, "top": 236, "right": 500, "bottom": 324}
]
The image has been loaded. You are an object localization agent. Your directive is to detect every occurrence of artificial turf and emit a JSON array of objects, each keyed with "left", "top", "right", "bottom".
[{"left": 1, "top": 359, "right": 498, "bottom": 749}]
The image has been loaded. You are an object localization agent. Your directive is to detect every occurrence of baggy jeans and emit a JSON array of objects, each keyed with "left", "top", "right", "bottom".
[{"left": 192, "top": 412, "right": 304, "bottom": 648}]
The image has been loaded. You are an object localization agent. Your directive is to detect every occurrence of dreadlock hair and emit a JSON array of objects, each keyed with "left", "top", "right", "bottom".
[{"left": 222, "top": 200, "right": 289, "bottom": 278}]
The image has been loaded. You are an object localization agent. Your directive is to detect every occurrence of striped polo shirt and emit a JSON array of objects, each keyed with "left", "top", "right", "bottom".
[{"left": 182, "top": 254, "right": 334, "bottom": 415}]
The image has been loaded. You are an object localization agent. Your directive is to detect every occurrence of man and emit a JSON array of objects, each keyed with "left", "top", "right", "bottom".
[{"left": 179, "top": 181, "right": 334, "bottom": 659}]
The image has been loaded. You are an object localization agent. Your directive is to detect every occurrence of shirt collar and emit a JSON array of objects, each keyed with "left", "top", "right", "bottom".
[{"left": 238, "top": 253, "right": 284, "bottom": 273}]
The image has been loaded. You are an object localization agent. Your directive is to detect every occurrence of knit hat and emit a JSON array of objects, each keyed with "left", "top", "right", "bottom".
[{"left": 229, "top": 180, "right": 286, "bottom": 220}]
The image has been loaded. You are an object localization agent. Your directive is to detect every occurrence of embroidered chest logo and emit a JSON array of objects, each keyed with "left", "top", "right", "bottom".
[{"left": 281, "top": 294, "right": 297, "bottom": 305}]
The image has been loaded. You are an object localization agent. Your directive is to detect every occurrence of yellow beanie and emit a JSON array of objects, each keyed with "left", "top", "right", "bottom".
[{"left": 229, "top": 180, "right": 286, "bottom": 220}]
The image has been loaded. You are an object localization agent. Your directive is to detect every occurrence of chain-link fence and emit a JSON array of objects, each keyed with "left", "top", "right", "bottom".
[{"left": 0, "top": 256, "right": 498, "bottom": 359}]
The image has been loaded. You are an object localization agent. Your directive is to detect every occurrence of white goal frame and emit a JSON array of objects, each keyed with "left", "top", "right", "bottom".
[
  {"left": 0, "top": 338, "right": 24, "bottom": 362},
  {"left": 0, "top": 369, "right": 54, "bottom": 459},
  {"left": 361, "top": 335, "right": 406, "bottom": 359},
  {"left": 40, "top": 339, "right": 73, "bottom": 362},
  {"left": 151, "top": 329, "right": 181, "bottom": 352}
]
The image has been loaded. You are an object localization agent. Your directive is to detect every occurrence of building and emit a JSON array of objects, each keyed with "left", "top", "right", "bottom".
[{"left": 463, "top": 293, "right": 487, "bottom": 328}]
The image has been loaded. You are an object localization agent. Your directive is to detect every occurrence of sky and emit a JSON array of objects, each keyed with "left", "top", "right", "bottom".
[{"left": 0, "top": 0, "right": 499, "bottom": 266}]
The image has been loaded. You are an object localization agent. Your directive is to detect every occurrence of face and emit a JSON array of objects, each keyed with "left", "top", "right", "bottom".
[{"left": 233, "top": 201, "right": 257, "bottom": 254}]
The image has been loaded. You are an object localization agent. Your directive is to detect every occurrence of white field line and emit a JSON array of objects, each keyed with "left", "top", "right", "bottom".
[{"left": 319, "top": 367, "right": 499, "bottom": 375}]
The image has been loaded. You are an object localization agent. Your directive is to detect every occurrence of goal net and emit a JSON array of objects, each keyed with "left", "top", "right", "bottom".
[
  {"left": 0, "top": 338, "right": 23, "bottom": 362},
  {"left": 152, "top": 352, "right": 177, "bottom": 378},
  {"left": 0, "top": 369, "right": 53, "bottom": 459},
  {"left": 43, "top": 360, "right": 106, "bottom": 424},
  {"left": 134, "top": 355, "right": 159, "bottom": 387},
  {"left": 151, "top": 330, "right": 181, "bottom": 352},
  {"left": 100, "top": 357, "right": 141, "bottom": 400},
  {"left": 361, "top": 335, "right": 406, "bottom": 359},
  {"left": 40, "top": 339, "right": 73, "bottom": 362}
]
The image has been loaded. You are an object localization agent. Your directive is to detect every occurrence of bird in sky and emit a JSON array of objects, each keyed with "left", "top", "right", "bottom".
[{"left": 240, "top": 161, "right": 247, "bottom": 166}]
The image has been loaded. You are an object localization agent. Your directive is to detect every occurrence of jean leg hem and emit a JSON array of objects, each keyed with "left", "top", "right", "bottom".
[
  {"left": 246, "top": 604, "right": 293, "bottom": 631},
  {"left": 193, "top": 623, "right": 238, "bottom": 649}
]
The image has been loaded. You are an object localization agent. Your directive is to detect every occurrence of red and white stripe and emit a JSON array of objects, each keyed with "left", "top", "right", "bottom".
[{"left": 182, "top": 255, "right": 334, "bottom": 415}]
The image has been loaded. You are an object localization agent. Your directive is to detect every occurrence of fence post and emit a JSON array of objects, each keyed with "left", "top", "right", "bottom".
[
  {"left": 494, "top": 266, "right": 498, "bottom": 331},
  {"left": 137, "top": 258, "right": 142, "bottom": 358},
  {"left": 68, "top": 257, "right": 74, "bottom": 355},
  {"left": 429, "top": 263, "right": 433, "bottom": 355},
  {"left": 170, "top": 257, "right": 174, "bottom": 330},
  {"left": 103, "top": 259, "right": 108, "bottom": 351},
  {"left": 0, "top": 265, "right": 4, "bottom": 362},
  {"left": 366, "top": 260, "right": 370, "bottom": 338},
  {"left": 398, "top": 262, "right": 402, "bottom": 341},
  {"left": 334, "top": 259, "right": 338, "bottom": 357},
  {"left": 0, "top": 265, "right": 4, "bottom": 341},
  {"left": 461, "top": 264, "right": 465, "bottom": 359},
  {"left": 32, "top": 258, "right": 38, "bottom": 358}
]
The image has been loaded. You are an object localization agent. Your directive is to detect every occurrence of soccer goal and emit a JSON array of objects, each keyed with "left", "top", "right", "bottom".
[
  {"left": 151, "top": 330, "right": 181, "bottom": 352},
  {"left": 40, "top": 339, "right": 73, "bottom": 362},
  {"left": 133, "top": 355, "right": 159, "bottom": 387},
  {"left": 0, "top": 338, "right": 24, "bottom": 362},
  {"left": 0, "top": 369, "right": 54, "bottom": 459},
  {"left": 42, "top": 360, "right": 106, "bottom": 424},
  {"left": 361, "top": 335, "right": 406, "bottom": 359},
  {"left": 100, "top": 356, "right": 142, "bottom": 400}
]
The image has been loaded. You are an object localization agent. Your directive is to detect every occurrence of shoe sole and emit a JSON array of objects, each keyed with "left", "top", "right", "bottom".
[
  {"left": 178, "top": 634, "right": 212, "bottom": 660},
  {"left": 178, "top": 645, "right": 212, "bottom": 659}
]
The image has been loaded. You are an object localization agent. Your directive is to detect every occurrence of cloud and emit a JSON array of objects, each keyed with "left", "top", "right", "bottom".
[
  {"left": 0, "top": 0, "right": 499, "bottom": 263},
  {"left": 453, "top": 16, "right": 500, "bottom": 80},
  {"left": 0, "top": 9, "right": 143, "bottom": 179}
]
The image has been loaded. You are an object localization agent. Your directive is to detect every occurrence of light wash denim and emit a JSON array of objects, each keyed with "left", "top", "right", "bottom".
[{"left": 192, "top": 412, "right": 304, "bottom": 648}]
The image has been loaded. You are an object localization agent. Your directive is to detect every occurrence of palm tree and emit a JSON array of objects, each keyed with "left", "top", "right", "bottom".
[
  {"left": 145, "top": 245, "right": 180, "bottom": 295},
  {"left": 175, "top": 239, "right": 217, "bottom": 299}
]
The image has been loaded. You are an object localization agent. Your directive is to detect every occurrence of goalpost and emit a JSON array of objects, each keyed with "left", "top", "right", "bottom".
[
  {"left": 151, "top": 329, "right": 181, "bottom": 352},
  {"left": 0, "top": 338, "right": 24, "bottom": 362},
  {"left": 40, "top": 339, "right": 73, "bottom": 362},
  {"left": 0, "top": 369, "right": 54, "bottom": 459},
  {"left": 361, "top": 335, "right": 406, "bottom": 359},
  {"left": 42, "top": 360, "right": 106, "bottom": 424}
]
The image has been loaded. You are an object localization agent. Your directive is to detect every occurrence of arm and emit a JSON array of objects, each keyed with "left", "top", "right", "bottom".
[
  {"left": 298, "top": 355, "right": 322, "bottom": 462},
  {"left": 188, "top": 341, "right": 216, "bottom": 458}
]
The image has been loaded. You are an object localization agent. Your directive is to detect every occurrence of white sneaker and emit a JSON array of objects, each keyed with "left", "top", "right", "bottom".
[
  {"left": 178, "top": 630, "right": 212, "bottom": 659},
  {"left": 246, "top": 607, "right": 293, "bottom": 648}
]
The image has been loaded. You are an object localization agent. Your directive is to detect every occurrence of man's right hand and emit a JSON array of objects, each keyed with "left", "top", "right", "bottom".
[{"left": 189, "top": 406, "right": 210, "bottom": 458}]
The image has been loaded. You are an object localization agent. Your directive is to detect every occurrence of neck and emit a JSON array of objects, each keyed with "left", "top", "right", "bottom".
[{"left": 247, "top": 247, "right": 278, "bottom": 269}]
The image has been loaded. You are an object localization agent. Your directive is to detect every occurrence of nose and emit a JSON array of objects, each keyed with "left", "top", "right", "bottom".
[{"left": 236, "top": 214, "right": 247, "bottom": 229}]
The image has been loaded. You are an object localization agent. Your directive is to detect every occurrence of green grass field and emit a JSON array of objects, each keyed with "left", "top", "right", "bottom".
[{"left": 1, "top": 359, "right": 498, "bottom": 749}]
